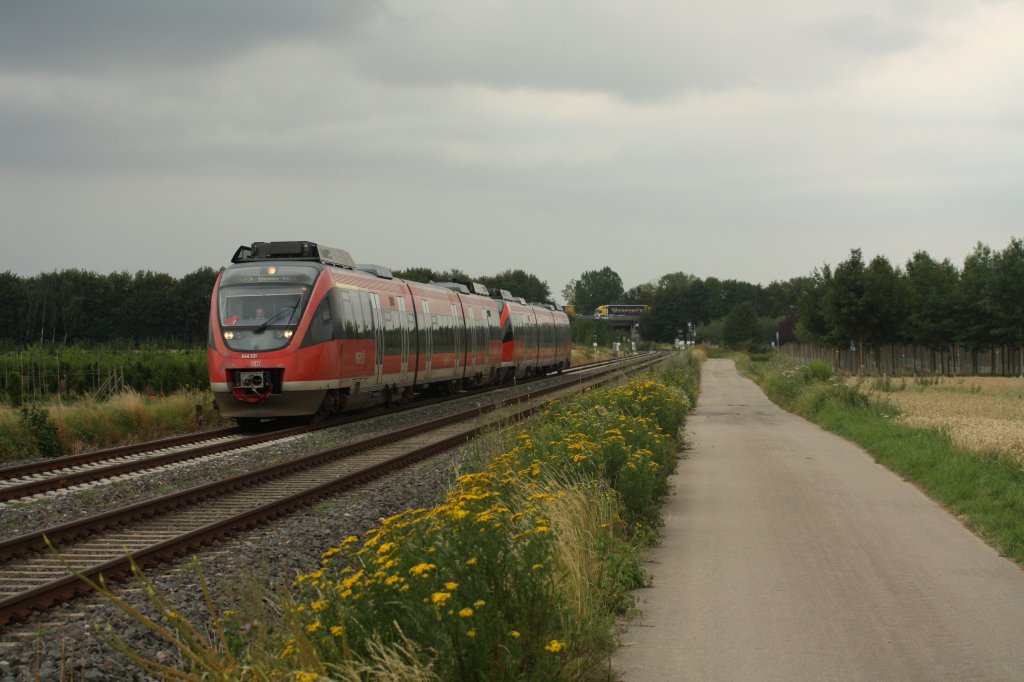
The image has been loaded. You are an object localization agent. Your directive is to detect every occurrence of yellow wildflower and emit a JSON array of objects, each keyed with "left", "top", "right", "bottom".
[
  {"left": 445, "top": 582, "right": 459, "bottom": 591},
  {"left": 432, "top": 592, "right": 452, "bottom": 606},
  {"left": 409, "top": 563, "right": 436, "bottom": 577},
  {"left": 466, "top": 628, "right": 477, "bottom": 638},
  {"left": 294, "top": 672, "right": 318, "bottom": 682},
  {"left": 473, "top": 600, "right": 485, "bottom": 608},
  {"left": 509, "top": 630, "right": 521, "bottom": 639},
  {"left": 306, "top": 621, "right": 321, "bottom": 634},
  {"left": 330, "top": 625, "right": 345, "bottom": 637},
  {"left": 466, "top": 557, "right": 478, "bottom": 566},
  {"left": 459, "top": 608, "right": 474, "bottom": 618},
  {"left": 545, "top": 640, "right": 565, "bottom": 653}
]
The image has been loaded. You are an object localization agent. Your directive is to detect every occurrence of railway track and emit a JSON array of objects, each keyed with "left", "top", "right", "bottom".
[
  {"left": 0, "top": 352, "right": 662, "bottom": 627},
  {"left": 0, "top": 355, "right": 634, "bottom": 504}
]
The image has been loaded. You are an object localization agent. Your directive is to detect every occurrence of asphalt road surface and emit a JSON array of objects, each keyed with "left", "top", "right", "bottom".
[{"left": 613, "top": 359, "right": 1024, "bottom": 681}]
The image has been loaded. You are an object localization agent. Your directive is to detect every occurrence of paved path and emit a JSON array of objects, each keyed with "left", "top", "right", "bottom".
[{"left": 613, "top": 359, "right": 1024, "bottom": 681}]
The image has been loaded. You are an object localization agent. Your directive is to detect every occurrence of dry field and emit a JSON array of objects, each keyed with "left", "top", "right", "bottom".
[{"left": 854, "top": 376, "right": 1024, "bottom": 463}]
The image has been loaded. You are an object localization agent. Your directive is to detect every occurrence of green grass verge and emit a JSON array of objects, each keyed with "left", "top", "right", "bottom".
[{"left": 741, "top": 354, "right": 1024, "bottom": 564}]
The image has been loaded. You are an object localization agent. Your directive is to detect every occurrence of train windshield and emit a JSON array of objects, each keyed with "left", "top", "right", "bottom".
[{"left": 217, "top": 265, "right": 320, "bottom": 351}]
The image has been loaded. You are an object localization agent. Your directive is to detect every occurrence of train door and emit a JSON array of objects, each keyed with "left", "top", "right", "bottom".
[
  {"left": 465, "top": 305, "right": 477, "bottom": 370},
  {"left": 451, "top": 303, "right": 461, "bottom": 377},
  {"left": 422, "top": 299, "right": 432, "bottom": 378},
  {"left": 397, "top": 296, "right": 409, "bottom": 383},
  {"left": 371, "top": 293, "right": 384, "bottom": 385}
]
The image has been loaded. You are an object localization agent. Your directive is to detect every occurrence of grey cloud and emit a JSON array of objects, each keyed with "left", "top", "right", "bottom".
[
  {"left": 344, "top": 1, "right": 936, "bottom": 100},
  {"left": 0, "top": 0, "right": 379, "bottom": 73}
]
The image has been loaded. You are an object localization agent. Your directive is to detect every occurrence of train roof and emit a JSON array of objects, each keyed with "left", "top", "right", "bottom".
[{"left": 231, "top": 241, "right": 356, "bottom": 269}]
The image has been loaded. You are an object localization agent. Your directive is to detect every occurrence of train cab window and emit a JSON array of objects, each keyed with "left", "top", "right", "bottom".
[
  {"left": 217, "top": 264, "right": 320, "bottom": 351},
  {"left": 303, "top": 297, "right": 335, "bottom": 346}
]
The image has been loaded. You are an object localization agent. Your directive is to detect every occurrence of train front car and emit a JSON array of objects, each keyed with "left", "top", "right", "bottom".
[{"left": 208, "top": 243, "right": 338, "bottom": 422}]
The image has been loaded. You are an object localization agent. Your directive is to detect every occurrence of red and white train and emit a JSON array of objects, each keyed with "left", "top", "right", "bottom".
[{"left": 208, "top": 241, "right": 572, "bottom": 423}]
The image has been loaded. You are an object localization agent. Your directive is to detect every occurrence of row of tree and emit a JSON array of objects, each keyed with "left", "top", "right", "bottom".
[
  {"left": 8, "top": 237, "right": 1019, "bottom": 352},
  {"left": 795, "top": 239, "right": 1024, "bottom": 352},
  {"left": 0, "top": 261, "right": 807, "bottom": 349},
  {"left": 0, "top": 269, "right": 220, "bottom": 348}
]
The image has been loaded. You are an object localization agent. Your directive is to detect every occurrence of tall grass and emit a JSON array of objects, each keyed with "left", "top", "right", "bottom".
[
  {"left": 0, "top": 388, "right": 226, "bottom": 463},
  {"left": 742, "top": 354, "right": 1024, "bottom": 564},
  {"left": 89, "top": 352, "right": 702, "bottom": 680},
  {"left": 0, "top": 346, "right": 208, "bottom": 401}
]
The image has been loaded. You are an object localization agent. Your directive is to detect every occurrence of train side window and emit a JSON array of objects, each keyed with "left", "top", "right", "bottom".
[
  {"left": 359, "top": 293, "right": 375, "bottom": 337},
  {"left": 339, "top": 291, "right": 357, "bottom": 338}
]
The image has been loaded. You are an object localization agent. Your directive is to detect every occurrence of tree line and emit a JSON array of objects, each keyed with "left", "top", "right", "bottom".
[
  {"left": 0, "top": 268, "right": 219, "bottom": 348},
  {"left": 795, "top": 239, "right": 1024, "bottom": 353},
  {"left": 7, "top": 237, "right": 1020, "bottom": 354}
]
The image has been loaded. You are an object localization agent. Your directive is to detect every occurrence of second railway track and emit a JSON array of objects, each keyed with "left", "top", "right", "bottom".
[
  {"left": 0, "top": 355, "right": 637, "bottom": 504},
  {"left": 0, "top": 352, "right": 662, "bottom": 627}
]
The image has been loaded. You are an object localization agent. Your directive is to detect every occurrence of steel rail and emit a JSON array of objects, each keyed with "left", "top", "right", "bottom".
[
  {"left": 0, "top": 352, "right": 664, "bottom": 627},
  {"left": 0, "top": 354, "right": 649, "bottom": 502},
  {"left": 0, "top": 355, "right": 650, "bottom": 502}
]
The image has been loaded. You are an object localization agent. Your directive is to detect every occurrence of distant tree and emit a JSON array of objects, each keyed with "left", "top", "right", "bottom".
[
  {"left": 477, "top": 269, "right": 551, "bottom": 303},
  {"left": 126, "top": 271, "right": 178, "bottom": 344},
  {"left": 622, "top": 282, "right": 656, "bottom": 306},
  {"left": 861, "top": 255, "right": 907, "bottom": 348},
  {"left": 561, "top": 278, "right": 577, "bottom": 306},
  {"left": 567, "top": 267, "right": 624, "bottom": 316},
  {"left": 0, "top": 272, "right": 28, "bottom": 347},
  {"left": 795, "top": 266, "right": 833, "bottom": 345},
  {"left": 178, "top": 267, "right": 220, "bottom": 345},
  {"left": 775, "top": 313, "right": 798, "bottom": 345},
  {"left": 645, "top": 273, "right": 695, "bottom": 343},
  {"left": 956, "top": 243, "right": 998, "bottom": 351},
  {"left": 722, "top": 302, "right": 763, "bottom": 349},
  {"left": 822, "top": 249, "right": 868, "bottom": 348},
  {"left": 764, "top": 277, "right": 811, "bottom": 318},
  {"left": 432, "top": 268, "right": 473, "bottom": 284},
  {"left": 392, "top": 267, "right": 440, "bottom": 283},
  {"left": 903, "top": 252, "right": 957, "bottom": 350},
  {"left": 989, "top": 238, "right": 1024, "bottom": 374}
]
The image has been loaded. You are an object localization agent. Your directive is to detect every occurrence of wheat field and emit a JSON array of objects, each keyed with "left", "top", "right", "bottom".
[{"left": 856, "top": 376, "right": 1024, "bottom": 463}]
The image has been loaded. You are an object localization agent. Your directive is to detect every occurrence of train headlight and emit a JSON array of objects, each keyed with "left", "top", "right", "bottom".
[
  {"left": 283, "top": 330, "right": 294, "bottom": 339},
  {"left": 223, "top": 331, "right": 234, "bottom": 340}
]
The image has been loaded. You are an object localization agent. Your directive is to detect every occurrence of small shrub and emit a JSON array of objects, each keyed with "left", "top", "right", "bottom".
[
  {"left": 18, "top": 404, "right": 64, "bottom": 458},
  {"left": 804, "top": 360, "right": 833, "bottom": 383}
]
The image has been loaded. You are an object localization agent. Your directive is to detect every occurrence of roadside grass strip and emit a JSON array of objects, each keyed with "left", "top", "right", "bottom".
[
  {"left": 283, "top": 376, "right": 692, "bottom": 680},
  {"left": 744, "top": 355, "right": 1024, "bottom": 566},
  {"left": 92, "top": 352, "right": 701, "bottom": 680}
]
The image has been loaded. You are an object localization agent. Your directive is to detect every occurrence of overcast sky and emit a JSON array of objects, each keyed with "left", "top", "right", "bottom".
[{"left": 1, "top": 1, "right": 1021, "bottom": 302}]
